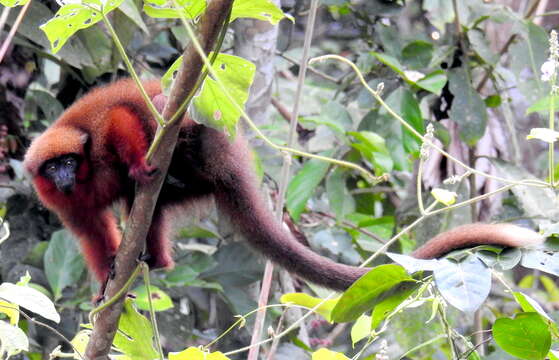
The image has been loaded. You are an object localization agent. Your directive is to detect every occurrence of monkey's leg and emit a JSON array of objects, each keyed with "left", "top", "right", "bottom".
[{"left": 144, "top": 209, "right": 174, "bottom": 270}]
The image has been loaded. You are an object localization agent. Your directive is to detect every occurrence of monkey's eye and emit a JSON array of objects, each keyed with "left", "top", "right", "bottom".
[{"left": 47, "top": 164, "right": 56, "bottom": 173}]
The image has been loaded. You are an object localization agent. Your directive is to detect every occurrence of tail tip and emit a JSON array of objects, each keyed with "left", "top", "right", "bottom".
[{"left": 499, "top": 224, "right": 545, "bottom": 247}]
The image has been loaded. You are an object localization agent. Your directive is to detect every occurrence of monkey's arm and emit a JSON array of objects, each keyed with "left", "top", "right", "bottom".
[
  {"left": 60, "top": 208, "right": 122, "bottom": 282},
  {"left": 108, "top": 106, "right": 155, "bottom": 182}
]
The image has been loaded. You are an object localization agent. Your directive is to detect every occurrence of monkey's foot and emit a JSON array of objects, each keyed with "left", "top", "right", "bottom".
[
  {"left": 139, "top": 252, "right": 174, "bottom": 270},
  {"left": 129, "top": 160, "right": 158, "bottom": 184}
]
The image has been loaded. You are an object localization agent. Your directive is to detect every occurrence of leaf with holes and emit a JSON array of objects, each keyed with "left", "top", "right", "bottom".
[
  {"left": 143, "top": 0, "right": 205, "bottom": 19},
  {"left": 131, "top": 285, "right": 174, "bottom": 312},
  {"left": 0, "top": 0, "right": 29, "bottom": 7},
  {"left": 231, "top": 0, "right": 291, "bottom": 24},
  {"left": 40, "top": 0, "right": 124, "bottom": 53},
  {"left": 192, "top": 54, "right": 255, "bottom": 137}
]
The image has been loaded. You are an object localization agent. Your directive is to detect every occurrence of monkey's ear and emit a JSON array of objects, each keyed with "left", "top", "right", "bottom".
[{"left": 79, "top": 133, "right": 89, "bottom": 145}]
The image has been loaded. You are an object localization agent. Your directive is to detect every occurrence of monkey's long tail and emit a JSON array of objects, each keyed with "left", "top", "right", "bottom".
[
  {"left": 214, "top": 174, "right": 367, "bottom": 291},
  {"left": 214, "top": 172, "right": 544, "bottom": 291}
]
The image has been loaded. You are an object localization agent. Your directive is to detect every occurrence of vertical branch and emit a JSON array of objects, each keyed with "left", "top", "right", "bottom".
[
  {"left": 246, "top": 0, "right": 320, "bottom": 359},
  {"left": 84, "top": 1, "right": 234, "bottom": 358}
]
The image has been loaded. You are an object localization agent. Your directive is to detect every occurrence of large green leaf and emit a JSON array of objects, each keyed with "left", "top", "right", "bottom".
[
  {"left": 401, "top": 40, "right": 433, "bottom": 69},
  {"left": 371, "top": 281, "right": 420, "bottom": 329},
  {"left": 44, "top": 230, "right": 85, "bottom": 300},
  {"left": 143, "top": 0, "right": 205, "bottom": 19},
  {"left": 331, "top": 264, "right": 413, "bottom": 322},
  {"left": 280, "top": 293, "right": 339, "bottom": 322},
  {"left": 448, "top": 67, "right": 487, "bottom": 146},
  {"left": 231, "top": 0, "right": 290, "bottom": 24},
  {"left": 286, "top": 151, "right": 333, "bottom": 221},
  {"left": 493, "top": 312, "right": 551, "bottom": 360},
  {"left": 131, "top": 285, "right": 174, "bottom": 312},
  {"left": 326, "top": 168, "right": 355, "bottom": 219},
  {"left": 192, "top": 53, "right": 256, "bottom": 137},
  {"left": 113, "top": 299, "right": 159, "bottom": 359},
  {"left": 40, "top": 0, "right": 124, "bottom": 53},
  {"left": 399, "top": 88, "right": 424, "bottom": 155}
]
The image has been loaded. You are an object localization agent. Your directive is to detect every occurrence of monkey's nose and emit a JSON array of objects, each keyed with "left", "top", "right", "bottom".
[{"left": 57, "top": 182, "right": 74, "bottom": 194}]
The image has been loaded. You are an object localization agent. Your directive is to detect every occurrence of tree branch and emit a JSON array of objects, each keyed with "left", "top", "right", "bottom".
[{"left": 84, "top": 1, "right": 234, "bottom": 358}]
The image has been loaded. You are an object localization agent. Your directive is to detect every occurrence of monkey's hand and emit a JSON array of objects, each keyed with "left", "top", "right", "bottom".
[{"left": 129, "top": 158, "right": 158, "bottom": 184}]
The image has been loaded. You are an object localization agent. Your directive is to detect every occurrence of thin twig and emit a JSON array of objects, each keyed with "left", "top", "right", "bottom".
[
  {"left": 0, "top": 0, "right": 30, "bottom": 64},
  {"left": 317, "top": 211, "right": 386, "bottom": 244},
  {"left": 277, "top": 52, "right": 340, "bottom": 83},
  {"left": 247, "top": 1, "right": 319, "bottom": 358}
]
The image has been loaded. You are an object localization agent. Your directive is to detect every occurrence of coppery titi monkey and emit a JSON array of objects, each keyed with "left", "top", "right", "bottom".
[{"left": 23, "top": 79, "right": 544, "bottom": 291}]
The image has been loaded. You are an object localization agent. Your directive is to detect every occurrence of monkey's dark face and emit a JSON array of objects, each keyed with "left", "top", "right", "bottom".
[{"left": 41, "top": 154, "right": 81, "bottom": 194}]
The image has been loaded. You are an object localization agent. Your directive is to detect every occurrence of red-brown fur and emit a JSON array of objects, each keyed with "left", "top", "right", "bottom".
[{"left": 24, "top": 79, "right": 544, "bottom": 291}]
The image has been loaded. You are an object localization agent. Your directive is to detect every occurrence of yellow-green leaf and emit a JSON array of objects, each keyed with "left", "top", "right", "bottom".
[
  {"left": 280, "top": 293, "right": 339, "bottom": 322},
  {"left": 169, "top": 347, "right": 230, "bottom": 360},
  {"left": 231, "top": 0, "right": 291, "bottom": 24},
  {"left": 431, "top": 188, "right": 457, "bottom": 206},
  {"left": 312, "top": 348, "right": 350, "bottom": 360}
]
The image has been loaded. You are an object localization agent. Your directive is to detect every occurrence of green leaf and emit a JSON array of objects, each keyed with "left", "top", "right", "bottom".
[
  {"left": 415, "top": 70, "right": 447, "bottom": 95},
  {"left": 169, "top": 347, "right": 230, "bottom": 360},
  {"left": 44, "top": 230, "right": 85, "bottom": 300},
  {"left": 0, "top": 283, "right": 60, "bottom": 323},
  {"left": 143, "top": 0, "right": 205, "bottom": 19},
  {"left": 231, "top": 0, "right": 290, "bottom": 24},
  {"left": 434, "top": 256, "right": 491, "bottom": 312},
  {"left": 448, "top": 67, "right": 487, "bottom": 146},
  {"left": 286, "top": 151, "right": 332, "bottom": 221},
  {"left": 0, "top": 0, "right": 29, "bottom": 7},
  {"left": 119, "top": 0, "right": 148, "bottom": 33},
  {"left": 371, "top": 52, "right": 405, "bottom": 76},
  {"left": 131, "top": 285, "right": 174, "bottom": 312},
  {"left": 493, "top": 312, "right": 551, "bottom": 360},
  {"left": 326, "top": 168, "right": 355, "bottom": 219},
  {"left": 401, "top": 40, "right": 433, "bottom": 69},
  {"left": 280, "top": 293, "right": 339, "bottom": 322},
  {"left": 468, "top": 28, "right": 498, "bottom": 65},
  {"left": 312, "top": 348, "right": 350, "bottom": 360},
  {"left": 193, "top": 53, "right": 256, "bottom": 137},
  {"left": 349, "top": 131, "right": 393, "bottom": 174},
  {"left": 431, "top": 188, "right": 457, "bottom": 205},
  {"left": 40, "top": 0, "right": 124, "bottom": 53},
  {"left": 331, "top": 264, "right": 413, "bottom": 323},
  {"left": 371, "top": 281, "right": 419, "bottom": 329},
  {"left": 540, "top": 275, "right": 559, "bottom": 301},
  {"left": 423, "top": 0, "right": 454, "bottom": 31},
  {"left": 399, "top": 89, "right": 424, "bottom": 155},
  {"left": 490, "top": 158, "right": 559, "bottom": 220},
  {"left": 350, "top": 314, "right": 371, "bottom": 345},
  {"left": 112, "top": 298, "right": 159, "bottom": 359},
  {"left": 513, "top": 292, "right": 552, "bottom": 321},
  {"left": 526, "top": 95, "right": 559, "bottom": 114}
]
